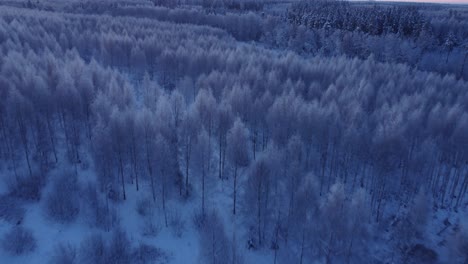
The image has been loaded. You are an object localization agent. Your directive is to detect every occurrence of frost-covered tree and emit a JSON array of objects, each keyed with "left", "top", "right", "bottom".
[
  {"left": 394, "top": 187, "right": 431, "bottom": 261},
  {"left": 50, "top": 243, "right": 77, "bottom": 264},
  {"left": 79, "top": 234, "right": 107, "bottom": 264},
  {"left": 107, "top": 228, "right": 132, "bottom": 264},
  {"left": 179, "top": 108, "right": 200, "bottom": 197},
  {"left": 45, "top": 172, "right": 80, "bottom": 223},
  {"left": 243, "top": 155, "right": 272, "bottom": 248},
  {"left": 7, "top": 88, "right": 33, "bottom": 178},
  {"left": 217, "top": 103, "right": 233, "bottom": 180},
  {"left": 198, "top": 210, "right": 232, "bottom": 264},
  {"left": 227, "top": 118, "right": 250, "bottom": 215},
  {"left": 317, "top": 182, "right": 348, "bottom": 264},
  {"left": 193, "top": 128, "right": 212, "bottom": 216},
  {"left": 109, "top": 108, "right": 129, "bottom": 200},
  {"left": 449, "top": 222, "right": 468, "bottom": 264},
  {"left": 408, "top": 187, "right": 431, "bottom": 238},
  {"left": 1, "top": 226, "right": 36, "bottom": 255}
]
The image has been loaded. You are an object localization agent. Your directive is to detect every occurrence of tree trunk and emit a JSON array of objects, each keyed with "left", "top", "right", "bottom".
[
  {"left": 1, "top": 119, "right": 18, "bottom": 181},
  {"left": 449, "top": 166, "right": 462, "bottom": 207},
  {"left": 252, "top": 128, "right": 257, "bottom": 161},
  {"left": 185, "top": 138, "right": 191, "bottom": 197},
  {"left": 18, "top": 118, "right": 33, "bottom": 178},
  {"left": 273, "top": 223, "right": 279, "bottom": 264},
  {"left": 455, "top": 171, "right": 468, "bottom": 209},
  {"left": 460, "top": 52, "right": 468, "bottom": 77},
  {"left": 212, "top": 228, "right": 216, "bottom": 264},
  {"left": 431, "top": 162, "right": 443, "bottom": 198},
  {"left": 257, "top": 179, "right": 262, "bottom": 246},
  {"left": 440, "top": 166, "right": 453, "bottom": 206},
  {"left": 202, "top": 165, "right": 206, "bottom": 216},
  {"left": 71, "top": 118, "right": 80, "bottom": 165},
  {"left": 222, "top": 140, "right": 227, "bottom": 179},
  {"left": 207, "top": 122, "right": 212, "bottom": 175},
  {"left": 325, "top": 233, "right": 334, "bottom": 264},
  {"left": 162, "top": 170, "right": 168, "bottom": 227},
  {"left": 376, "top": 179, "right": 386, "bottom": 222},
  {"left": 299, "top": 231, "right": 305, "bottom": 264},
  {"left": 146, "top": 142, "right": 156, "bottom": 202},
  {"left": 85, "top": 105, "right": 92, "bottom": 141},
  {"left": 263, "top": 180, "right": 270, "bottom": 244},
  {"left": 233, "top": 164, "right": 238, "bottom": 215},
  {"left": 346, "top": 237, "right": 354, "bottom": 264},
  {"left": 118, "top": 150, "right": 126, "bottom": 200},
  {"left": 262, "top": 128, "right": 267, "bottom": 151},
  {"left": 219, "top": 132, "right": 223, "bottom": 179},
  {"left": 131, "top": 135, "right": 139, "bottom": 191},
  {"left": 427, "top": 155, "right": 437, "bottom": 194},
  {"left": 328, "top": 140, "right": 337, "bottom": 189},
  {"left": 46, "top": 113, "right": 58, "bottom": 163},
  {"left": 59, "top": 110, "right": 71, "bottom": 159},
  {"left": 320, "top": 143, "right": 328, "bottom": 196}
]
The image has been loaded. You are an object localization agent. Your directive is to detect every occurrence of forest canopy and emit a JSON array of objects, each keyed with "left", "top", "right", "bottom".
[{"left": 0, "top": 1, "right": 467, "bottom": 263}]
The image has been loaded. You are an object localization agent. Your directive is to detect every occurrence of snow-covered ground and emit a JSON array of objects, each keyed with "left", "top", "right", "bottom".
[{"left": 0, "top": 156, "right": 274, "bottom": 263}]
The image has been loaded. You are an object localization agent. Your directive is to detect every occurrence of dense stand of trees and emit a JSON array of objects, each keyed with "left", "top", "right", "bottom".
[
  {"left": 0, "top": 3, "right": 467, "bottom": 264},
  {"left": 289, "top": 1, "right": 427, "bottom": 38},
  {"left": 51, "top": 0, "right": 468, "bottom": 79}
]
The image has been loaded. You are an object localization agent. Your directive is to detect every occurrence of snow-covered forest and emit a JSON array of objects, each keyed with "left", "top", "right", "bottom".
[{"left": 0, "top": 0, "right": 467, "bottom": 263}]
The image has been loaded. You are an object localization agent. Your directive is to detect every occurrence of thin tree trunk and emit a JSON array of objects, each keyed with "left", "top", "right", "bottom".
[
  {"left": 328, "top": 140, "right": 337, "bottom": 189},
  {"left": 161, "top": 170, "right": 168, "bottom": 227},
  {"left": 18, "top": 118, "right": 33, "bottom": 177},
  {"left": 185, "top": 137, "right": 191, "bottom": 197},
  {"left": 71, "top": 118, "right": 80, "bottom": 164},
  {"left": 460, "top": 52, "right": 468, "bottom": 77},
  {"left": 376, "top": 179, "right": 386, "bottom": 222},
  {"left": 262, "top": 128, "right": 267, "bottom": 151},
  {"left": 202, "top": 165, "right": 206, "bottom": 216},
  {"left": 118, "top": 149, "right": 126, "bottom": 200},
  {"left": 60, "top": 110, "right": 72, "bottom": 160},
  {"left": 325, "top": 233, "right": 334, "bottom": 264},
  {"left": 233, "top": 164, "right": 238, "bottom": 215},
  {"left": 449, "top": 166, "right": 462, "bottom": 206},
  {"left": 145, "top": 141, "right": 155, "bottom": 202},
  {"left": 440, "top": 166, "right": 453, "bottom": 206},
  {"left": 257, "top": 178, "right": 262, "bottom": 246},
  {"left": 428, "top": 155, "right": 437, "bottom": 194},
  {"left": 212, "top": 228, "right": 216, "bottom": 264},
  {"left": 299, "top": 231, "right": 305, "bottom": 264},
  {"left": 305, "top": 140, "right": 312, "bottom": 170},
  {"left": 432, "top": 163, "right": 443, "bottom": 198},
  {"left": 273, "top": 221, "right": 279, "bottom": 264},
  {"left": 46, "top": 113, "right": 58, "bottom": 163},
  {"left": 346, "top": 237, "right": 354, "bottom": 264},
  {"left": 1, "top": 120, "right": 18, "bottom": 181},
  {"left": 207, "top": 122, "right": 212, "bottom": 175},
  {"left": 222, "top": 140, "right": 227, "bottom": 179},
  {"left": 455, "top": 171, "right": 468, "bottom": 209},
  {"left": 320, "top": 143, "right": 328, "bottom": 196},
  {"left": 263, "top": 179, "right": 270, "bottom": 243},
  {"left": 85, "top": 105, "right": 92, "bottom": 141},
  {"left": 131, "top": 135, "right": 139, "bottom": 191},
  {"left": 252, "top": 128, "right": 257, "bottom": 161},
  {"left": 352, "top": 162, "right": 362, "bottom": 192},
  {"left": 219, "top": 132, "right": 223, "bottom": 179}
]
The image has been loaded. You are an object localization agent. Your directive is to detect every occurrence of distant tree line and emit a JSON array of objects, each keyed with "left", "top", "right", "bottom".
[
  {"left": 61, "top": 0, "right": 468, "bottom": 79},
  {"left": 288, "top": 1, "right": 426, "bottom": 38},
  {"left": 288, "top": 0, "right": 467, "bottom": 48}
]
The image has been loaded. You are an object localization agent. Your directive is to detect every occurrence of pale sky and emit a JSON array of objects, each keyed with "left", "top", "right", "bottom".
[{"left": 384, "top": 0, "right": 468, "bottom": 3}]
